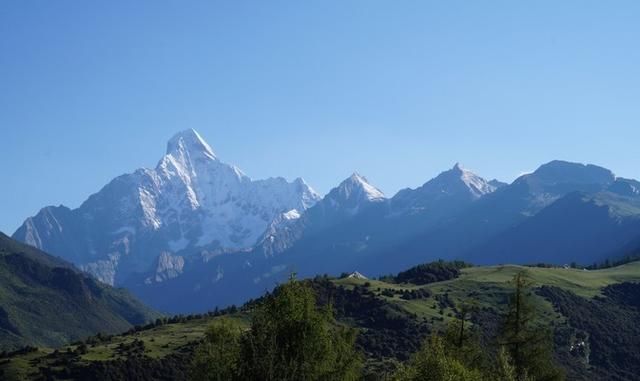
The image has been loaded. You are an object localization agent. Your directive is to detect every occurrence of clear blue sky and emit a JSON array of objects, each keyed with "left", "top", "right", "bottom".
[{"left": 1, "top": 1, "right": 640, "bottom": 234}]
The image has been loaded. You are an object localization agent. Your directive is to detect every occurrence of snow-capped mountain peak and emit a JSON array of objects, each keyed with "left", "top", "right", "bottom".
[
  {"left": 13, "top": 129, "right": 320, "bottom": 285},
  {"left": 317, "top": 173, "right": 386, "bottom": 216},
  {"left": 339, "top": 173, "right": 386, "bottom": 202},
  {"left": 391, "top": 163, "right": 497, "bottom": 214},
  {"left": 292, "top": 177, "right": 321, "bottom": 209},
  {"left": 449, "top": 163, "right": 497, "bottom": 198},
  {"left": 166, "top": 128, "right": 217, "bottom": 160}
]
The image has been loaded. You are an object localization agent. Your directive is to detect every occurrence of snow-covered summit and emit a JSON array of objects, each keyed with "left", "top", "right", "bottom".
[
  {"left": 13, "top": 129, "right": 320, "bottom": 285},
  {"left": 346, "top": 271, "right": 368, "bottom": 280},
  {"left": 449, "top": 163, "right": 498, "bottom": 199},
  {"left": 317, "top": 173, "right": 386, "bottom": 216},
  {"left": 148, "top": 130, "right": 320, "bottom": 249},
  {"left": 257, "top": 174, "right": 386, "bottom": 256},
  {"left": 336, "top": 173, "right": 386, "bottom": 202},
  {"left": 166, "top": 128, "right": 217, "bottom": 160},
  {"left": 391, "top": 163, "right": 497, "bottom": 213}
]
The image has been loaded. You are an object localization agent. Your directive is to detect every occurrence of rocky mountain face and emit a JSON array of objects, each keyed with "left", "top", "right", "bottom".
[
  {"left": 468, "top": 190, "right": 640, "bottom": 265},
  {"left": 392, "top": 163, "right": 498, "bottom": 213},
  {"left": 125, "top": 171, "right": 395, "bottom": 312},
  {"left": 265, "top": 164, "right": 503, "bottom": 279},
  {"left": 360, "top": 160, "right": 635, "bottom": 273},
  {"left": 13, "top": 129, "right": 320, "bottom": 286},
  {"left": 248, "top": 173, "right": 388, "bottom": 256},
  {"left": 389, "top": 163, "right": 500, "bottom": 229},
  {"left": 13, "top": 157, "right": 511, "bottom": 313}
]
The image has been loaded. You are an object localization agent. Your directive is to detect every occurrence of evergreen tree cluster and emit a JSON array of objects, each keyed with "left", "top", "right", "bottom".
[
  {"left": 388, "top": 260, "right": 471, "bottom": 285},
  {"left": 191, "top": 272, "right": 565, "bottom": 381},
  {"left": 393, "top": 272, "right": 564, "bottom": 381},
  {"left": 189, "top": 277, "right": 363, "bottom": 381}
]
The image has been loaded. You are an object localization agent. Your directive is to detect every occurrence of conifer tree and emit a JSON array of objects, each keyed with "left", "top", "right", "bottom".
[
  {"left": 444, "top": 303, "right": 487, "bottom": 371},
  {"left": 189, "top": 318, "right": 242, "bottom": 381},
  {"left": 393, "top": 335, "right": 484, "bottom": 381},
  {"left": 499, "top": 272, "right": 564, "bottom": 381},
  {"left": 238, "top": 277, "right": 362, "bottom": 381}
]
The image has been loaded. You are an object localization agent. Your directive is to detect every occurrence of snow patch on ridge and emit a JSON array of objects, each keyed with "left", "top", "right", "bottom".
[
  {"left": 283, "top": 209, "right": 301, "bottom": 220},
  {"left": 345, "top": 173, "right": 386, "bottom": 201},
  {"left": 454, "top": 163, "right": 498, "bottom": 199}
]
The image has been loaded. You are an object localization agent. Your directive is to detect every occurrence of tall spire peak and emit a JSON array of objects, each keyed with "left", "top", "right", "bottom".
[
  {"left": 166, "top": 129, "right": 216, "bottom": 160},
  {"left": 348, "top": 172, "right": 368, "bottom": 183},
  {"left": 452, "top": 162, "right": 464, "bottom": 172}
]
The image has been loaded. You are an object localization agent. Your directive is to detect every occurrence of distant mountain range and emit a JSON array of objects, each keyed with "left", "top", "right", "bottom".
[
  {"left": 12, "top": 130, "right": 640, "bottom": 312},
  {"left": 0, "top": 233, "right": 159, "bottom": 350}
]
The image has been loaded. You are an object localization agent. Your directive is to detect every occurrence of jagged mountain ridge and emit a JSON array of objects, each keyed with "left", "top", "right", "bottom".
[
  {"left": 360, "top": 160, "right": 634, "bottom": 273},
  {"left": 127, "top": 165, "right": 504, "bottom": 312},
  {"left": 13, "top": 136, "right": 640, "bottom": 314},
  {"left": 14, "top": 156, "right": 510, "bottom": 313},
  {"left": 393, "top": 163, "right": 498, "bottom": 211},
  {"left": 260, "top": 164, "right": 499, "bottom": 263},
  {"left": 264, "top": 164, "right": 503, "bottom": 277},
  {"left": 254, "top": 173, "right": 383, "bottom": 258},
  {"left": 13, "top": 129, "right": 320, "bottom": 285}
]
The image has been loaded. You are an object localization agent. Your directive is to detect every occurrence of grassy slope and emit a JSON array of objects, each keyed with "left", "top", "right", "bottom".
[
  {"left": 335, "top": 262, "right": 640, "bottom": 322},
  {"left": 0, "top": 314, "right": 249, "bottom": 381},
  {"left": 3, "top": 262, "right": 640, "bottom": 380},
  {"left": 459, "top": 262, "right": 640, "bottom": 296},
  {"left": 0, "top": 233, "right": 161, "bottom": 350}
]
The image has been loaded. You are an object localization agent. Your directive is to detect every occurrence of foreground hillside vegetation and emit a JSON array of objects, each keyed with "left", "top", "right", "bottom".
[
  {"left": 3, "top": 260, "right": 640, "bottom": 380},
  {"left": 0, "top": 233, "right": 160, "bottom": 350}
]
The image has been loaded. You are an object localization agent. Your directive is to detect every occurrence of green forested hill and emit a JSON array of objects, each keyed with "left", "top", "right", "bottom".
[
  {"left": 0, "top": 233, "right": 160, "bottom": 351},
  {"left": 3, "top": 260, "right": 640, "bottom": 380}
]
